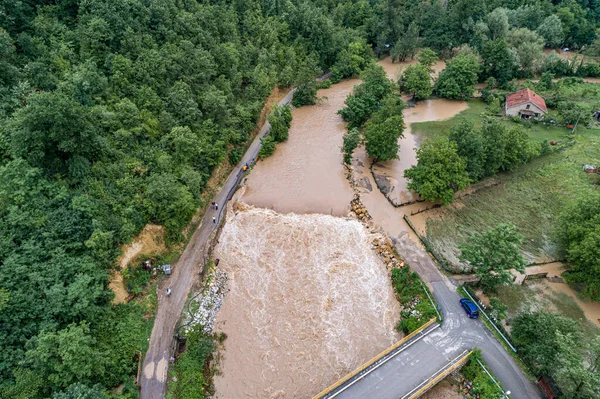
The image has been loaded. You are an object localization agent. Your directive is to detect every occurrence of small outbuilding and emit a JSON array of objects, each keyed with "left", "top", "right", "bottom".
[{"left": 505, "top": 88, "right": 547, "bottom": 119}]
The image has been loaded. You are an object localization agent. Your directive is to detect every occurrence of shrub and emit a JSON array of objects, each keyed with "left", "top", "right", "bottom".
[{"left": 258, "top": 136, "right": 276, "bottom": 159}]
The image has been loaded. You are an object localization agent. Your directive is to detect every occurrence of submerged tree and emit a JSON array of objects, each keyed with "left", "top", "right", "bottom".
[
  {"left": 459, "top": 223, "right": 526, "bottom": 290},
  {"left": 342, "top": 128, "right": 361, "bottom": 164},
  {"left": 404, "top": 138, "right": 470, "bottom": 205},
  {"left": 399, "top": 64, "right": 432, "bottom": 100},
  {"left": 363, "top": 95, "right": 405, "bottom": 162}
]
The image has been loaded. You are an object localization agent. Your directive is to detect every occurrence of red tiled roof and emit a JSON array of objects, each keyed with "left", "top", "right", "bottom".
[{"left": 505, "top": 88, "right": 547, "bottom": 112}]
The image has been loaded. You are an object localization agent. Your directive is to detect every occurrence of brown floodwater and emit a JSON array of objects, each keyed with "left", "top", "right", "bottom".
[
  {"left": 213, "top": 204, "right": 400, "bottom": 398},
  {"left": 369, "top": 99, "right": 469, "bottom": 206},
  {"left": 241, "top": 80, "right": 358, "bottom": 216},
  {"left": 213, "top": 57, "right": 471, "bottom": 398},
  {"left": 535, "top": 262, "right": 600, "bottom": 327}
]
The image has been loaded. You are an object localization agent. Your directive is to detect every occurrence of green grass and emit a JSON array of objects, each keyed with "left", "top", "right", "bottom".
[
  {"left": 461, "top": 349, "right": 507, "bottom": 399},
  {"left": 411, "top": 99, "right": 571, "bottom": 144},
  {"left": 392, "top": 267, "right": 439, "bottom": 333},
  {"left": 408, "top": 101, "right": 600, "bottom": 268}
]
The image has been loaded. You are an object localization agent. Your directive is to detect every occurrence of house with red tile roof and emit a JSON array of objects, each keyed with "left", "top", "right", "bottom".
[{"left": 505, "top": 88, "right": 547, "bottom": 119}]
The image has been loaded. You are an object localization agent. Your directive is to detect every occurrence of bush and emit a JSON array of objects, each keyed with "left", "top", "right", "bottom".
[
  {"left": 228, "top": 148, "right": 243, "bottom": 165},
  {"left": 391, "top": 267, "right": 437, "bottom": 334},
  {"left": 258, "top": 136, "right": 276, "bottom": 159},
  {"left": 123, "top": 266, "right": 152, "bottom": 295},
  {"left": 172, "top": 327, "right": 216, "bottom": 399},
  {"left": 292, "top": 81, "right": 317, "bottom": 107}
]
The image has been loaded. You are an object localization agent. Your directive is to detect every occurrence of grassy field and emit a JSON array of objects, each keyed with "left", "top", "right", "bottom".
[
  {"left": 412, "top": 99, "right": 570, "bottom": 143},
  {"left": 408, "top": 99, "right": 600, "bottom": 268}
]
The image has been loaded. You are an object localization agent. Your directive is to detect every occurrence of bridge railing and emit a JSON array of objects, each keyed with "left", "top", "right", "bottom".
[
  {"left": 312, "top": 317, "right": 438, "bottom": 399},
  {"left": 400, "top": 349, "right": 472, "bottom": 399}
]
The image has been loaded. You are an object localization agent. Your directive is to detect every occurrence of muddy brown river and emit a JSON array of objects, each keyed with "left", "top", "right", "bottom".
[
  {"left": 213, "top": 58, "right": 470, "bottom": 398},
  {"left": 213, "top": 204, "right": 400, "bottom": 398}
]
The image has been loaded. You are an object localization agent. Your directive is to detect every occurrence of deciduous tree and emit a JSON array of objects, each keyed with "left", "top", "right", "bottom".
[
  {"left": 459, "top": 223, "right": 526, "bottom": 290},
  {"left": 399, "top": 64, "right": 432, "bottom": 100},
  {"left": 404, "top": 139, "right": 469, "bottom": 205}
]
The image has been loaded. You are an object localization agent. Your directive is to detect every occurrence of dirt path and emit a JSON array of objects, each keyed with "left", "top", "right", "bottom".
[{"left": 140, "top": 90, "right": 296, "bottom": 399}]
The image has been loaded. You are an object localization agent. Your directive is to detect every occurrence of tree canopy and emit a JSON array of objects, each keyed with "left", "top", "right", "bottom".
[
  {"left": 404, "top": 139, "right": 470, "bottom": 205},
  {"left": 459, "top": 223, "right": 526, "bottom": 290}
]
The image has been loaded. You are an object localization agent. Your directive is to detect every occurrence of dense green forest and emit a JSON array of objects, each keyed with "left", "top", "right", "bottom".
[{"left": 1, "top": 0, "right": 600, "bottom": 398}]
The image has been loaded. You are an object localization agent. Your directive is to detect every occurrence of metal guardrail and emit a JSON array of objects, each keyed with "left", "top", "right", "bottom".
[
  {"left": 461, "top": 286, "right": 517, "bottom": 353},
  {"left": 312, "top": 318, "right": 439, "bottom": 399},
  {"left": 401, "top": 349, "right": 472, "bottom": 399}
]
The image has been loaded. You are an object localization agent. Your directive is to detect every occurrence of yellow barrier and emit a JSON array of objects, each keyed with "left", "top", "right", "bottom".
[
  {"left": 403, "top": 350, "right": 473, "bottom": 399},
  {"left": 312, "top": 318, "right": 438, "bottom": 399}
]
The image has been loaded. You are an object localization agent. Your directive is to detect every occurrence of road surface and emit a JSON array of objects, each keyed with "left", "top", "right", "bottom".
[
  {"left": 140, "top": 90, "right": 295, "bottom": 399},
  {"left": 332, "top": 235, "right": 540, "bottom": 399}
]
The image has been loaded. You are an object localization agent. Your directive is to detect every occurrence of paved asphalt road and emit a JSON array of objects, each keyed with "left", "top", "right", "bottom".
[
  {"left": 335, "top": 235, "right": 540, "bottom": 399},
  {"left": 140, "top": 90, "right": 295, "bottom": 399}
]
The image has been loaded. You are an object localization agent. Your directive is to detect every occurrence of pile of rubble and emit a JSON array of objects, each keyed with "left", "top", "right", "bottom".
[
  {"left": 184, "top": 270, "right": 228, "bottom": 334},
  {"left": 460, "top": 377, "right": 482, "bottom": 398},
  {"left": 400, "top": 296, "right": 422, "bottom": 317},
  {"left": 372, "top": 236, "right": 405, "bottom": 270},
  {"left": 350, "top": 194, "right": 371, "bottom": 223}
]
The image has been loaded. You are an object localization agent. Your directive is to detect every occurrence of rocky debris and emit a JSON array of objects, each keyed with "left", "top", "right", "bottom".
[
  {"left": 350, "top": 194, "right": 372, "bottom": 223},
  {"left": 185, "top": 270, "right": 228, "bottom": 334},
  {"left": 460, "top": 378, "right": 480, "bottom": 398},
  {"left": 350, "top": 194, "right": 408, "bottom": 271},
  {"left": 400, "top": 296, "right": 422, "bottom": 315}
]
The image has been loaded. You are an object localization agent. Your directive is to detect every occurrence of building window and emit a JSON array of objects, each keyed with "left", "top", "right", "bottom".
[{"left": 526, "top": 104, "right": 531, "bottom": 110}]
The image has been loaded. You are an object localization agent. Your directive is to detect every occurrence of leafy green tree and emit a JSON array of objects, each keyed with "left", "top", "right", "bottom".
[
  {"left": 0, "top": 369, "right": 45, "bottom": 399},
  {"left": 391, "top": 22, "right": 419, "bottom": 62},
  {"left": 539, "top": 72, "right": 554, "bottom": 90},
  {"left": 512, "top": 311, "right": 583, "bottom": 376},
  {"left": 554, "top": 333, "right": 600, "bottom": 398},
  {"left": 435, "top": 54, "right": 481, "bottom": 100},
  {"left": 23, "top": 322, "right": 104, "bottom": 391},
  {"left": 292, "top": 79, "right": 317, "bottom": 107},
  {"left": 558, "top": 101, "right": 592, "bottom": 126},
  {"left": 449, "top": 120, "right": 486, "bottom": 181},
  {"left": 363, "top": 95, "right": 405, "bottom": 162},
  {"left": 459, "top": 223, "right": 526, "bottom": 290},
  {"left": 502, "top": 126, "right": 537, "bottom": 171},
  {"left": 557, "top": 192, "right": 600, "bottom": 300},
  {"left": 537, "top": 15, "right": 564, "bottom": 48},
  {"left": 399, "top": 64, "right": 432, "bottom": 101},
  {"left": 338, "top": 65, "right": 395, "bottom": 129},
  {"left": 259, "top": 136, "right": 277, "bottom": 159},
  {"left": 145, "top": 174, "right": 196, "bottom": 236},
  {"left": 7, "top": 91, "right": 100, "bottom": 178},
  {"left": 331, "top": 40, "right": 373, "bottom": 80},
  {"left": 52, "top": 383, "right": 107, "bottom": 399},
  {"left": 482, "top": 120, "right": 508, "bottom": 177},
  {"left": 485, "top": 8, "right": 509, "bottom": 40},
  {"left": 268, "top": 104, "right": 292, "bottom": 143},
  {"left": 404, "top": 139, "right": 470, "bottom": 205},
  {"left": 506, "top": 28, "right": 544, "bottom": 76},
  {"left": 482, "top": 39, "right": 518, "bottom": 86},
  {"left": 342, "top": 128, "right": 360, "bottom": 164},
  {"left": 416, "top": 48, "right": 438, "bottom": 72}
]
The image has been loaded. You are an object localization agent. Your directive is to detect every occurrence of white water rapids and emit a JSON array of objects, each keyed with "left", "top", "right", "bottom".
[{"left": 213, "top": 204, "right": 400, "bottom": 398}]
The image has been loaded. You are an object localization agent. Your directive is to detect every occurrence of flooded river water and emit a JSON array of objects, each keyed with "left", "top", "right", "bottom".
[
  {"left": 241, "top": 79, "right": 358, "bottom": 216},
  {"left": 213, "top": 204, "right": 400, "bottom": 398},
  {"left": 213, "top": 58, "right": 470, "bottom": 397}
]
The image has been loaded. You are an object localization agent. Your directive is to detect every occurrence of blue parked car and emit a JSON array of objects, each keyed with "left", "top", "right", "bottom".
[{"left": 460, "top": 298, "right": 479, "bottom": 319}]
